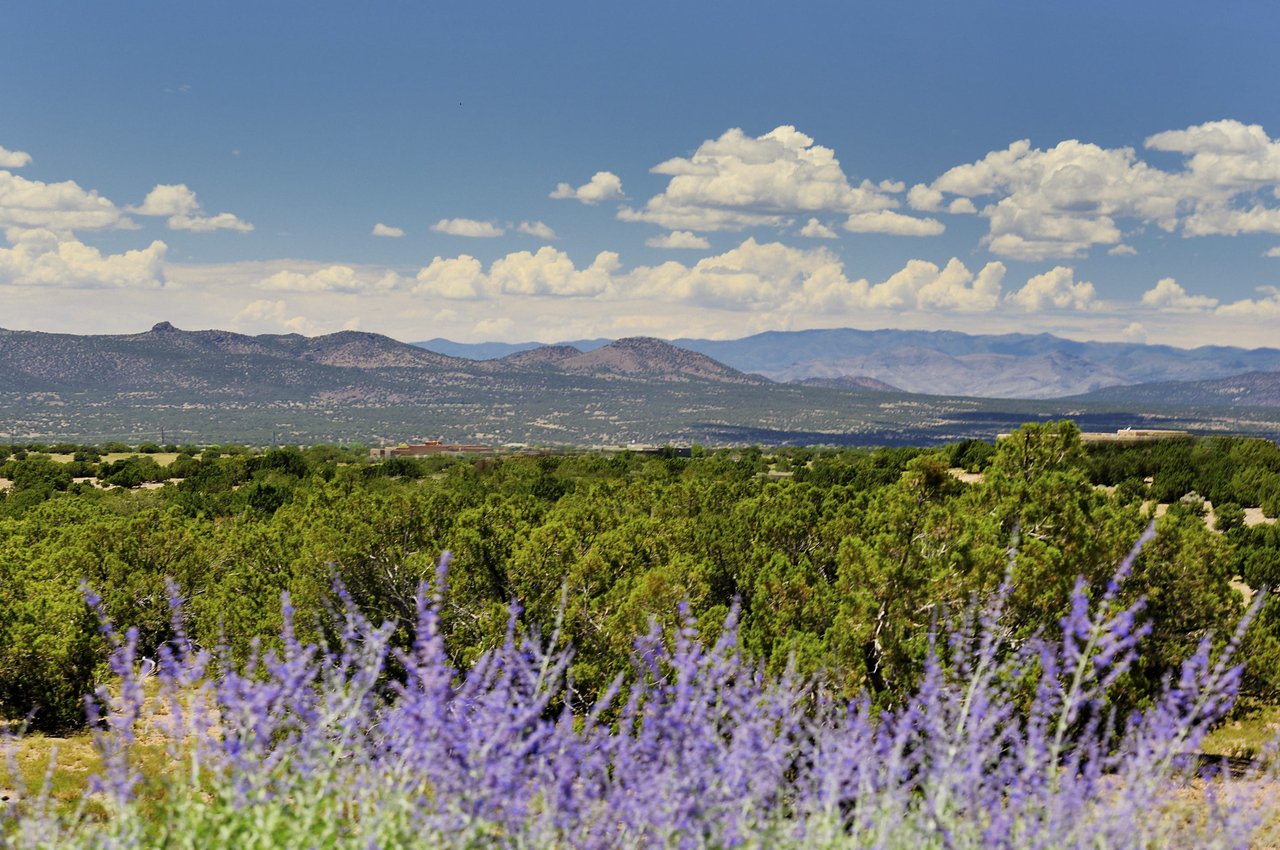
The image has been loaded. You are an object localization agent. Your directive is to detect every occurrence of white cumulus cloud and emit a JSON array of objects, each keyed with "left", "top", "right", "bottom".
[
  {"left": 372, "top": 222, "right": 404, "bottom": 238},
  {"left": 916, "top": 119, "right": 1280, "bottom": 259},
  {"left": 907, "top": 183, "right": 944, "bottom": 212},
  {"left": 1140, "top": 277, "right": 1218, "bottom": 312},
  {"left": 857, "top": 258, "right": 1005, "bottom": 312},
  {"left": 132, "top": 184, "right": 199, "bottom": 216},
  {"left": 1216, "top": 285, "right": 1280, "bottom": 319},
  {"left": 490, "top": 247, "right": 620, "bottom": 297},
  {"left": 414, "top": 255, "right": 489, "bottom": 300},
  {"left": 133, "top": 183, "right": 254, "bottom": 232},
  {"left": 843, "top": 210, "right": 945, "bottom": 237},
  {"left": 618, "top": 125, "right": 900, "bottom": 231},
  {"left": 628, "top": 239, "right": 842, "bottom": 310},
  {"left": 628, "top": 240, "right": 1003, "bottom": 314},
  {"left": 170, "top": 212, "right": 254, "bottom": 233},
  {"left": 259, "top": 265, "right": 402, "bottom": 293},
  {"left": 0, "top": 227, "right": 166, "bottom": 288},
  {"left": 517, "top": 220, "right": 558, "bottom": 239},
  {"left": 416, "top": 248, "right": 621, "bottom": 299},
  {"left": 430, "top": 218, "right": 505, "bottom": 238},
  {"left": 408, "top": 239, "right": 1012, "bottom": 316},
  {"left": 908, "top": 185, "right": 975, "bottom": 216},
  {"left": 646, "top": 230, "right": 710, "bottom": 249},
  {"left": 233, "top": 299, "right": 329, "bottom": 335},
  {"left": 550, "top": 171, "right": 623, "bottom": 204},
  {"left": 0, "top": 170, "right": 130, "bottom": 233},
  {"left": 799, "top": 218, "right": 838, "bottom": 239},
  {"left": 1179, "top": 204, "right": 1280, "bottom": 237},
  {"left": 0, "top": 146, "right": 32, "bottom": 169},
  {"left": 1006, "top": 266, "right": 1098, "bottom": 311},
  {"left": 1122, "top": 322, "right": 1148, "bottom": 343}
]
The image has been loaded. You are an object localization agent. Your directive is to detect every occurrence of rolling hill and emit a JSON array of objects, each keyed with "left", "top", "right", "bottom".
[
  {"left": 4, "top": 323, "right": 1279, "bottom": 445},
  {"left": 500, "top": 338, "right": 765, "bottom": 384},
  {"left": 1072, "top": 371, "right": 1280, "bottom": 408}
]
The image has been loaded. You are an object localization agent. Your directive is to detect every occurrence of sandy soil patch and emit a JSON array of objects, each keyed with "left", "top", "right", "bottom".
[{"left": 1245, "top": 507, "right": 1277, "bottom": 528}]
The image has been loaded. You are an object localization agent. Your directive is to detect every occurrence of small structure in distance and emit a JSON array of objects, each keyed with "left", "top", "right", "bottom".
[
  {"left": 370, "top": 440, "right": 492, "bottom": 459},
  {"left": 996, "top": 427, "right": 1192, "bottom": 443}
]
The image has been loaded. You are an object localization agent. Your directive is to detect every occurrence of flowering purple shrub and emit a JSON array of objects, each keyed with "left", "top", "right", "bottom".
[{"left": 3, "top": 534, "right": 1278, "bottom": 849}]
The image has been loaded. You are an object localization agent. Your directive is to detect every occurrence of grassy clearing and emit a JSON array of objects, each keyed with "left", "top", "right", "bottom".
[
  {"left": 2, "top": 679, "right": 184, "bottom": 825},
  {"left": 1203, "top": 700, "right": 1280, "bottom": 759},
  {"left": 45, "top": 452, "right": 182, "bottom": 466},
  {"left": 2, "top": 732, "right": 101, "bottom": 806}
]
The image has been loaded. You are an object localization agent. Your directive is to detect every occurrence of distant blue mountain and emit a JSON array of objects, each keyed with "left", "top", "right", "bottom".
[
  {"left": 415, "top": 338, "right": 611, "bottom": 360},
  {"left": 418, "top": 328, "right": 1280, "bottom": 399},
  {"left": 669, "top": 329, "right": 1280, "bottom": 398},
  {"left": 671, "top": 328, "right": 1280, "bottom": 376}
]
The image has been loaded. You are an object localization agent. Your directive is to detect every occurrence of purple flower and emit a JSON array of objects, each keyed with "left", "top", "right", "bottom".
[{"left": 22, "top": 544, "right": 1271, "bottom": 849}]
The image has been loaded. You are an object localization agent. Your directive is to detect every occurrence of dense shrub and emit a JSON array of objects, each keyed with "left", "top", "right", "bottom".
[
  {"left": 1216, "top": 501, "right": 1247, "bottom": 533},
  {"left": 98, "top": 456, "right": 168, "bottom": 488},
  {"left": 0, "top": 427, "right": 1275, "bottom": 734},
  {"left": 3, "top": 543, "right": 1275, "bottom": 848},
  {"left": 0, "top": 539, "right": 104, "bottom": 732}
]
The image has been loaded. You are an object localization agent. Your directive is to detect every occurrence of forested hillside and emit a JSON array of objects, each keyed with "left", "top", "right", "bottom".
[{"left": 1, "top": 426, "right": 1279, "bottom": 732}]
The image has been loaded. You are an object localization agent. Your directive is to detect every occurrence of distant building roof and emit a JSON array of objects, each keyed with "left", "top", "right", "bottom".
[
  {"left": 370, "top": 441, "right": 492, "bottom": 458},
  {"left": 997, "top": 428, "right": 1192, "bottom": 443}
]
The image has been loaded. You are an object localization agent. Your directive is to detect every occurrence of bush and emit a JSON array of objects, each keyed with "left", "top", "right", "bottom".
[
  {"left": 948, "top": 437, "right": 996, "bottom": 472},
  {"left": 1114, "top": 476, "right": 1148, "bottom": 504},
  {"left": 98, "top": 456, "right": 167, "bottom": 488},
  {"left": 0, "top": 560, "right": 102, "bottom": 733},
  {"left": 1215, "top": 501, "right": 1246, "bottom": 533},
  {"left": 251, "top": 446, "right": 308, "bottom": 478},
  {"left": 10, "top": 456, "right": 72, "bottom": 493},
  {"left": 239, "top": 478, "right": 293, "bottom": 514},
  {"left": 4, "top": 542, "right": 1270, "bottom": 848}
]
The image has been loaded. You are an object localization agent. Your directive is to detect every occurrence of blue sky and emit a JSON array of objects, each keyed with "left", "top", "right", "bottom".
[{"left": 3, "top": 1, "right": 1280, "bottom": 347}]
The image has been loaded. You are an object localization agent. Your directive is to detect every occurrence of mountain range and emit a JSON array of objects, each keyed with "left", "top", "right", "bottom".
[
  {"left": 1070, "top": 370, "right": 1280, "bottom": 408},
  {"left": 2, "top": 323, "right": 1278, "bottom": 445},
  {"left": 0, "top": 323, "right": 754, "bottom": 397},
  {"left": 419, "top": 328, "right": 1280, "bottom": 400}
]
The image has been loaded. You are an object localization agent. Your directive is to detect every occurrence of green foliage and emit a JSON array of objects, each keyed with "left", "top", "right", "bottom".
[
  {"left": 98, "top": 455, "right": 167, "bottom": 488},
  {"left": 1236, "top": 521, "right": 1280, "bottom": 590},
  {"left": 10, "top": 455, "right": 73, "bottom": 493},
  {"left": 1113, "top": 476, "right": 1148, "bottom": 505},
  {"left": 793, "top": 445, "right": 923, "bottom": 489},
  {"left": 1126, "top": 506, "right": 1242, "bottom": 695},
  {"left": 250, "top": 446, "right": 309, "bottom": 478},
  {"left": 0, "top": 429, "right": 1276, "bottom": 732},
  {"left": 947, "top": 438, "right": 997, "bottom": 472},
  {"left": 0, "top": 541, "right": 102, "bottom": 732},
  {"left": 1215, "top": 501, "right": 1246, "bottom": 533},
  {"left": 1088, "top": 435, "right": 1280, "bottom": 507}
]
